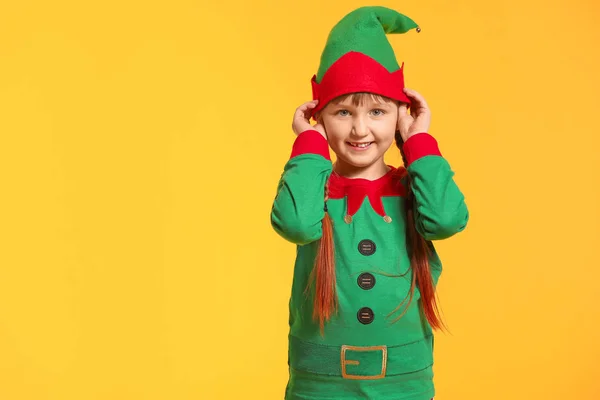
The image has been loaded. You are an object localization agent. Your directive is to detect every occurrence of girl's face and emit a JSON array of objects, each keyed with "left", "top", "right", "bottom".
[{"left": 318, "top": 93, "right": 399, "bottom": 173}]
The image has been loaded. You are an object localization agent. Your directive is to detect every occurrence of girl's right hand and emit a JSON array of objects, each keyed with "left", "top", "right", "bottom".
[{"left": 292, "top": 100, "right": 326, "bottom": 139}]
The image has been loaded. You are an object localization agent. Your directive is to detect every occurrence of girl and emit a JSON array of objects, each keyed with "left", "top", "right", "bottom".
[{"left": 271, "top": 6, "right": 469, "bottom": 400}]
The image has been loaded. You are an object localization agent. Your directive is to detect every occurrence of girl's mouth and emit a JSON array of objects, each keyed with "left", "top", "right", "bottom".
[{"left": 347, "top": 142, "right": 373, "bottom": 150}]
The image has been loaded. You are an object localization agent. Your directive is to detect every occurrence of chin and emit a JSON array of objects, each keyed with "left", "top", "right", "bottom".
[
  {"left": 346, "top": 158, "right": 377, "bottom": 168},
  {"left": 339, "top": 152, "right": 384, "bottom": 169}
]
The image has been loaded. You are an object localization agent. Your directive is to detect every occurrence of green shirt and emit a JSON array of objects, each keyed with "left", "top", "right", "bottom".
[{"left": 271, "top": 130, "right": 469, "bottom": 400}]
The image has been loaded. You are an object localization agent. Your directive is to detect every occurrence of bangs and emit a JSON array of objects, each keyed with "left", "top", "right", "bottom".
[{"left": 330, "top": 92, "right": 396, "bottom": 106}]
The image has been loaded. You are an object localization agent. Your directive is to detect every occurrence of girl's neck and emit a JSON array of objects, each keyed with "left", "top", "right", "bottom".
[{"left": 333, "top": 158, "right": 391, "bottom": 180}]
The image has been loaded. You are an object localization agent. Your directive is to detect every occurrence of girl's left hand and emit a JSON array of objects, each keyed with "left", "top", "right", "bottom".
[{"left": 397, "top": 88, "right": 431, "bottom": 142}]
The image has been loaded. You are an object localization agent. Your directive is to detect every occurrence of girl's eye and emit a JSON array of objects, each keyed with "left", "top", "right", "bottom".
[
  {"left": 371, "top": 109, "right": 385, "bottom": 116},
  {"left": 337, "top": 110, "right": 350, "bottom": 116}
]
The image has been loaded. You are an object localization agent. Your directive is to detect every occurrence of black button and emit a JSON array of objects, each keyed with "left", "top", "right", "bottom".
[
  {"left": 357, "top": 307, "right": 374, "bottom": 324},
  {"left": 358, "top": 240, "right": 376, "bottom": 256},
  {"left": 357, "top": 273, "right": 376, "bottom": 290}
]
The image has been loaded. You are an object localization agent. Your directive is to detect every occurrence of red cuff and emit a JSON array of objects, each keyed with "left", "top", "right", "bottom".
[
  {"left": 402, "top": 133, "right": 442, "bottom": 166},
  {"left": 290, "top": 130, "right": 331, "bottom": 160}
]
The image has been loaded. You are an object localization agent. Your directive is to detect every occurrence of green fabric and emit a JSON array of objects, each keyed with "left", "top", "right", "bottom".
[
  {"left": 408, "top": 157, "right": 469, "bottom": 240},
  {"left": 271, "top": 153, "right": 331, "bottom": 245},
  {"left": 270, "top": 152, "right": 468, "bottom": 399},
  {"left": 286, "top": 367, "right": 434, "bottom": 400},
  {"left": 289, "top": 334, "right": 433, "bottom": 376},
  {"left": 315, "top": 6, "right": 419, "bottom": 83}
]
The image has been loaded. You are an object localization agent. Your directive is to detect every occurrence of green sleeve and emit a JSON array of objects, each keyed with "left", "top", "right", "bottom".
[
  {"left": 404, "top": 133, "right": 469, "bottom": 241},
  {"left": 270, "top": 130, "right": 333, "bottom": 245}
]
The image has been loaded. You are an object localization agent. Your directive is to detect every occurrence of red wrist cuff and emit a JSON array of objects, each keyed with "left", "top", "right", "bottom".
[
  {"left": 290, "top": 130, "right": 331, "bottom": 160},
  {"left": 403, "top": 133, "right": 442, "bottom": 166}
]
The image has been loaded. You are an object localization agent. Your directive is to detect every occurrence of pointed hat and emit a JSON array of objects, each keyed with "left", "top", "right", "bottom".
[{"left": 311, "top": 6, "right": 420, "bottom": 117}]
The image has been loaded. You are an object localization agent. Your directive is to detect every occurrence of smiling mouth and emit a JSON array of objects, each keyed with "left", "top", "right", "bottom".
[{"left": 348, "top": 142, "right": 373, "bottom": 148}]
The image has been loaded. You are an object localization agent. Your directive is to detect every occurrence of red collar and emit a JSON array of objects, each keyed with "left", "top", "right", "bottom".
[{"left": 327, "top": 166, "right": 407, "bottom": 217}]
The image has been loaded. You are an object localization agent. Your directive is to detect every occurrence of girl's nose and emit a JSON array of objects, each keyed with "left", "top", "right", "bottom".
[{"left": 351, "top": 117, "right": 369, "bottom": 137}]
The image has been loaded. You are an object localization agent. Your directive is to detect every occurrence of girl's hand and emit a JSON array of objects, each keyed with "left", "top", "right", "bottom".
[
  {"left": 397, "top": 88, "right": 431, "bottom": 142},
  {"left": 292, "top": 100, "right": 326, "bottom": 139}
]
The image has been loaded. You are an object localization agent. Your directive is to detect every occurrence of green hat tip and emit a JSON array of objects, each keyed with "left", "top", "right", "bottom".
[{"left": 316, "top": 6, "right": 420, "bottom": 82}]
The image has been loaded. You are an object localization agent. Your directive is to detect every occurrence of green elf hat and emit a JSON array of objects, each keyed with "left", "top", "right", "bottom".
[{"left": 311, "top": 6, "right": 420, "bottom": 118}]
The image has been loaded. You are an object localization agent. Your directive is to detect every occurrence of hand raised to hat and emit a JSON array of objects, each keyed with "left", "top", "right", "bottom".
[
  {"left": 292, "top": 100, "right": 327, "bottom": 139},
  {"left": 397, "top": 88, "right": 431, "bottom": 142}
]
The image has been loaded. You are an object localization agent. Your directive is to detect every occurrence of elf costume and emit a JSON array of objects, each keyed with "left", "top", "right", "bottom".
[{"left": 271, "top": 6, "right": 469, "bottom": 400}]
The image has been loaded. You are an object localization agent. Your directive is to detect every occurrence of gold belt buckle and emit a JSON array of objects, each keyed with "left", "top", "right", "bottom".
[{"left": 340, "top": 344, "right": 387, "bottom": 380}]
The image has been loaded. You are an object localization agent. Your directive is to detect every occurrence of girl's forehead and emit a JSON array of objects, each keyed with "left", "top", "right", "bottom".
[{"left": 332, "top": 95, "right": 395, "bottom": 107}]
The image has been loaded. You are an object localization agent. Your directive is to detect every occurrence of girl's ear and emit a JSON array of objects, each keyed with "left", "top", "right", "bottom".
[
  {"left": 317, "top": 116, "right": 326, "bottom": 130},
  {"left": 314, "top": 114, "right": 327, "bottom": 136}
]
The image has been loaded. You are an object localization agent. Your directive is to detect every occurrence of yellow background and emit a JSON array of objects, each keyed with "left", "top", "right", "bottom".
[{"left": 1, "top": 0, "right": 599, "bottom": 399}]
